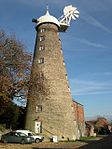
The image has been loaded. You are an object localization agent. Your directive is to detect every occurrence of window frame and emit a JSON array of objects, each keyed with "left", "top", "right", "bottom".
[
  {"left": 39, "top": 36, "right": 45, "bottom": 41},
  {"left": 40, "top": 28, "right": 45, "bottom": 33},
  {"left": 38, "top": 57, "right": 44, "bottom": 64},
  {"left": 36, "top": 105, "right": 42, "bottom": 112},
  {"left": 39, "top": 45, "right": 45, "bottom": 51}
]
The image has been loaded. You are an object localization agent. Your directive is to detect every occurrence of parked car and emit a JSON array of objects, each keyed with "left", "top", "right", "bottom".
[
  {"left": 1, "top": 131, "right": 34, "bottom": 144},
  {"left": 15, "top": 130, "right": 44, "bottom": 143}
]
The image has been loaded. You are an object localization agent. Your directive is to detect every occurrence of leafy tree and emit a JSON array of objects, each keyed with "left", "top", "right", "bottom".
[
  {"left": 0, "top": 30, "right": 31, "bottom": 129},
  {"left": 0, "top": 29, "right": 50, "bottom": 129},
  {"left": 94, "top": 117, "right": 109, "bottom": 134},
  {"left": 0, "top": 102, "right": 20, "bottom": 129},
  {"left": 0, "top": 29, "right": 32, "bottom": 125}
]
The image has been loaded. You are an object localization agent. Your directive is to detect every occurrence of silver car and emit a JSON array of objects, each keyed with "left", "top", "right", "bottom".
[{"left": 1, "top": 131, "right": 34, "bottom": 144}]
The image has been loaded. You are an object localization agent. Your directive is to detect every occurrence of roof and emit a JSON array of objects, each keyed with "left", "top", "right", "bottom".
[
  {"left": 72, "top": 99, "right": 84, "bottom": 106},
  {"left": 37, "top": 10, "right": 60, "bottom": 28}
]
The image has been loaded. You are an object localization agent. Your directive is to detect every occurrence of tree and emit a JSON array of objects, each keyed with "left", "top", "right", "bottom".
[
  {"left": 0, "top": 102, "right": 20, "bottom": 129},
  {"left": 94, "top": 117, "right": 109, "bottom": 134},
  {"left": 0, "top": 30, "right": 32, "bottom": 115}
]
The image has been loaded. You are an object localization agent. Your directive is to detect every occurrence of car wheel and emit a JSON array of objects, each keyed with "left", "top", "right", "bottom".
[
  {"left": 35, "top": 139, "right": 40, "bottom": 143},
  {"left": 3, "top": 139, "right": 8, "bottom": 143},
  {"left": 21, "top": 139, "right": 25, "bottom": 144}
]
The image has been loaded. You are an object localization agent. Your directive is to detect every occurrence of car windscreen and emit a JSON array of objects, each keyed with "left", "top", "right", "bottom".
[{"left": 18, "top": 132, "right": 27, "bottom": 137}]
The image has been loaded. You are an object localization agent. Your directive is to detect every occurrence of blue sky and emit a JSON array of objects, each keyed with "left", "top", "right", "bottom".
[{"left": 0, "top": 0, "right": 112, "bottom": 119}]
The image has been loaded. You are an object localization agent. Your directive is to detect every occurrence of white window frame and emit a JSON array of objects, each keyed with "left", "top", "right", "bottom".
[
  {"left": 39, "top": 36, "right": 45, "bottom": 41},
  {"left": 39, "top": 45, "right": 45, "bottom": 51},
  {"left": 38, "top": 58, "right": 44, "bottom": 64},
  {"left": 36, "top": 105, "right": 42, "bottom": 112},
  {"left": 40, "top": 28, "right": 45, "bottom": 33}
]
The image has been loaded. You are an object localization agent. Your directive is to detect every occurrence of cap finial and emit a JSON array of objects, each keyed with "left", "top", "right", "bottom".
[
  {"left": 46, "top": 5, "right": 50, "bottom": 15},
  {"left": 46, "top": 5, "right": 49, "bottom": 11}
]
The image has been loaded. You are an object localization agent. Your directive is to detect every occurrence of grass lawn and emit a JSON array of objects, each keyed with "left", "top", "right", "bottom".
[{"left": 80, "top": 136, "right": 98, "bottom": 141}]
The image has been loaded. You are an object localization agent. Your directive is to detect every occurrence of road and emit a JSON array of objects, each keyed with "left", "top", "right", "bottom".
[{"left": 77, "top": 135, "right": 112, "bottom": 149}]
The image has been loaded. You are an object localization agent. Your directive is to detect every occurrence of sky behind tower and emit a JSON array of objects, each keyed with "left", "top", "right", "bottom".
[{"left": 0, "top": 0, "right": 112, "bottom": 119}]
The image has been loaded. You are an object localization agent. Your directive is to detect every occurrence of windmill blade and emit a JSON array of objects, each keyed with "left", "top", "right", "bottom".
[
  {"left": 73, "top": 13, "right": 79, "bottom": 18},
  {"left": 64, "top": 5, "right": 78, "bottom": 15},
  {"left": 73, "top": 7, "right": 77, "bottom": 11},
  {"left": 74, "top": 10, "right": 80, "bottom": 15},
  {"left": 71, "top": 14, "right": 76, "bottom": 20},
  {"left": 73, "top": 11, "right": 79, "bottom": 16},
  {"left": 63, "top": 5, "right": 72, "bottom": 14}
]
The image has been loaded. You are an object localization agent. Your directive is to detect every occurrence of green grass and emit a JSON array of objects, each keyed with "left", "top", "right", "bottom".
[{"left": 80, "top": 136, "right": 97, "bottom": 141}]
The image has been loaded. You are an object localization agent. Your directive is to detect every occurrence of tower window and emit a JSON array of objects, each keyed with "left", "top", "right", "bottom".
[
  {"left": 36, "top": 105, "right": 42, "bottom": 112},
  {"left": 37, "top": 72, "right": 44, "bottom": 79},
  {"left": 68, "top": 85, "right": 70, "bottom": 92},
  {"left": 39, "top": 36, "right": 45, "bottom": 41},
  {"left": 65, "top": 74, "right": 68, "bottom": 79},
  {"left": 63, "top": 60, "right": 65, "bottom": 65},
  {"left": 38, "top": 58, "right": 44, "bottom": 64},
  {"left": 39, "top": 45, "right": 45, "bottom": 51},
  {"left": 40, "top": 28, "right": 45, "bottom": 33},
  {"left": 39, "top": 72, "right": 44, "bottom": 78}
]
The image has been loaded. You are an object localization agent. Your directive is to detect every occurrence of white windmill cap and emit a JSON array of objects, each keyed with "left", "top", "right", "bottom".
[{"left": 37, "top": 8, "right": 60, "bottom": 28}]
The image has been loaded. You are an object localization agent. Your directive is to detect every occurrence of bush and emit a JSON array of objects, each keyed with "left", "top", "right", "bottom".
[{"left": 0, "top": 124, "right": 6, "bottom": 132}]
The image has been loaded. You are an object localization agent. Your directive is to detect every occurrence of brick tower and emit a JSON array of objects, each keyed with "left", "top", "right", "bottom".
[{"left": 25, "top": 6, "right": 79, "bottom": 141}]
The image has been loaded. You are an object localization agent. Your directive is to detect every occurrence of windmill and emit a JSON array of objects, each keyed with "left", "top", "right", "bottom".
[{"left": 25, "top": 5, "right": 81, "bottom": 141}]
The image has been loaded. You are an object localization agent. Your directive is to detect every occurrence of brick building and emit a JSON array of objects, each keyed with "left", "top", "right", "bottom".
[{"left": 72, "top": 100, "right": 85, "bottom": 138}]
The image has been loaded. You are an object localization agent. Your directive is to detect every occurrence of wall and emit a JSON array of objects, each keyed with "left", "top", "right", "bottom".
[{"left": 72, "top": 101, "right": 85, "bottom": 137}]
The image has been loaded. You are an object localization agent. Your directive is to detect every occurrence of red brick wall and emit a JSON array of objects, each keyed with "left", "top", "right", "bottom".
[
  {"left": 72, "top": 101, "right": 84, "bottom": 124},
  {"left": 72, "top": 101, "right": 78, "bottom": 121},
  {"left": 77, "top": 104, "right": 84, "bottom": 124},
  {"left": 72, "top": 101, "right": 85, "bottom": 136}
]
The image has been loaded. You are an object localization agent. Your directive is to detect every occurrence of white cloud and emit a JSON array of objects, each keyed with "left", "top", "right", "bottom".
[
  {"left": 81, "top": 11, "right": 112, "bottom": 34},
  {"left": 70, "top": 73, "right": 112, "bottom": 96},
  {"left": 81, "top": 72, "right": 112, "bottom": 77},
  {"left": 62, "top": 34, "right": 108, "bottom": 50},
  {"left": 78, "top": 38, "right": 107, "bottom": 49},
  {"left": 79, "top": 0, "right": 112, "bottom": 12}
]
